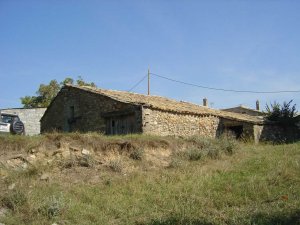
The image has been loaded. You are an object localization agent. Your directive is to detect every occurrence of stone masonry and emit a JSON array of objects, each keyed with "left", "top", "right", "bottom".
[
  {"left": 254, "top": 124, "right": 300, "bottom": 143},
  {"left": 41, "top": 85, "right": 297, "bottom": 143},
  {"left": 41, "top": 85, "right": 225, "bottom": 137},
  {"left": 142, "top": 107, "right": 220, "bottom": 137},
  {"left": 41, "top": 86, "right": 142, "bottom": 134}
]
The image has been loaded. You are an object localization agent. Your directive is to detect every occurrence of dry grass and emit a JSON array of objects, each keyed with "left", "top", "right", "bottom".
[{"left": 0, "top": 134, "right": 299, "bottom": 225}]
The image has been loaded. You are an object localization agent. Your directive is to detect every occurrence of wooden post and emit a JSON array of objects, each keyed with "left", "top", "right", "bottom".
[{"left": 148, "top": 68, "right": 150, "bottom": 95}]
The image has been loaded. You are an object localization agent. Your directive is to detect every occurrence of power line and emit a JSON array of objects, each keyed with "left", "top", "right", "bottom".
[
  {"left": 128, "top": 74, "right": 148, "bottom": 92},
  {"left": 150, "top": 72, "right": 300, "bottom": 94}
]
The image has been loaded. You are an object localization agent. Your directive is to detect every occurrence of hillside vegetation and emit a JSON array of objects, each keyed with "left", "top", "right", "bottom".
[{"left": 0, "top": 133, "right": 299, "bottom": 225}]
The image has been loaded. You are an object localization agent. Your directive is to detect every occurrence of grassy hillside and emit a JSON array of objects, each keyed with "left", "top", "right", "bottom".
[{"left": 0, "top": 134, "right": 299, "bottom": 225}]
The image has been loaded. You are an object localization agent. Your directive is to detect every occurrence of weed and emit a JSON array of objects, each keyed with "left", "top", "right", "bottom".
[
  {"left": 105, "top": 179, "right": 112, "bottom": 186},
  {"left": 168, "top": 158, "right": 182, "bottom": 168},
  {"left": 78, "top": 155, "right": 96, "bottom": 167},
  {"left": 22, "top": 165, "right": 40, "bottom": 177},
  {"left": 206, "top": 146, "right": 220, "bottom": 159},
  {"left": 108, "top": 159, "right": 123, "bottom": 172},
  {"left": 187, "top": 148, "right": 203, "bottom": 161},
  {"left": 1, "top": 190, "right": 28, "bottom": 211},
  {"left": 38, "top": 194, "right": 65, "bottom": 219},
  {"left": 130, "top": 148, "right": 144, "bottom": 160},
  {"left": 60, "top": 155, "right": 96, "bottom": 168},
  {"left": 147, "top": 216, "right": 213, "bottom": 225},
  {"left": 61, "top": 158, "right": 77, "bottom": 168},
  {"left": 218, "top": 135, "right": 239, "bottom": 155}
]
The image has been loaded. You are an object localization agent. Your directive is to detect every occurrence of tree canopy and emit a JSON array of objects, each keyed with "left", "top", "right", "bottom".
[
  {"left": 265, "top": 100, "right": 298, "bottom": 125},
  {"left": 21, "top": 76, "right": 96, "bottom": 108}
]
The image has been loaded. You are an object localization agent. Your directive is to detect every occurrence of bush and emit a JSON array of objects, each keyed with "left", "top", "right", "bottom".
[
  {"left": 186, "top": 136, "right": 213, "bottom": 149},
  {"left": 187, "top": 148, "right": 203, "bottom": 161},
  {"left": 266, "top": 100, "right": 298, "bottom": 126},
  {"left": 1, "top": 190, "right": 28, "bottom": 211},
  {"left": 61, "top": 155, "right": 96, "bottom": 168},
  {"left": 218, "top": 136, "right": 239, "bottom": 155},
  {"left": 61, "top": 158, "right": 77, "bottom": 168},
  {"left": 168, "top": 158, "right": 182, "bottom": 168},
  {"left": 130, "top": 148, "right": 144, "bottom": 160},
  {"left": 206, "top": 146, "right": 220, "bottom": 159},
  {"left": 182, "top": 136, "right": 238, "bottom": 161},
  {"left": 109, "top": 159, "right": 123, "bottom": 172},
  {"left": 38, "top": 194, "right": 65, "bottom": 219},
  {"left": 78, "top": 155, "right": 96, "bottom": 167}
]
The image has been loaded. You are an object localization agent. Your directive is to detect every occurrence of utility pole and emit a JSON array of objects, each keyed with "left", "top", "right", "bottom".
[{"left": 148, "top": 68, "right": 150, "bottom": 95}]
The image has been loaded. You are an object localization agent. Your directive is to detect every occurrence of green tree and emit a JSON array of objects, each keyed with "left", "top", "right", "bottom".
[
  {"left": 265, "top": 100, "right": 298, "bottom": 125},
  {"left": 61, "top": 77, "right": 74, "bottom": 85},
  {"left": 21, "top": 76, "right": 96, "bottom": 108},
  {"left": 76, "top": 76, "right": 96, "bottom": 87}
]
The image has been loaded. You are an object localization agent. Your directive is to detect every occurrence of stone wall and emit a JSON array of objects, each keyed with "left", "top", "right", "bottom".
[
  {"left": 1, "top": 108, "right": 46, "bottom": 135},
  {"left": 41, "top": 86, "right": 142, "bottom": 134},
  {"left": 142, "top": 107, "right": 221, "bottom": 137},
  {"left": 254, "top": 124, "right": 300, "bottom": 143},
  {"left": 220, "top": 118, "right": 256, "bottom": 140}
]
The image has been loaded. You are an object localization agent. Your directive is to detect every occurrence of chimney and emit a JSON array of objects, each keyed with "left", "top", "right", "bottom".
[
  {"left": 256, "top": 100, "right": 260, "bottom": 111},
  {"left": 203, "top": 98, "right": 208, "bottom": 107}
]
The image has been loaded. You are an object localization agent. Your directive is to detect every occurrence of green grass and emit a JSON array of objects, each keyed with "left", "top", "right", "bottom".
[{"left": 0, "top": 134, "right": 299, "bottom": 225}]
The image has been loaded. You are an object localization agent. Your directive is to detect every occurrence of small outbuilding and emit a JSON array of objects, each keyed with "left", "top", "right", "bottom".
[{"left": 40, "top": 85, "right": 299, "bottom": 142}]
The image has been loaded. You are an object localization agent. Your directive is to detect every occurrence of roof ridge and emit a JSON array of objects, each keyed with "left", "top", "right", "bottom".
[
  {"left": 65, "top": 84, "right": 264, "bottom": 124},
  {"left": 66, "top": 84, "right": 207, "bottom": 108}
]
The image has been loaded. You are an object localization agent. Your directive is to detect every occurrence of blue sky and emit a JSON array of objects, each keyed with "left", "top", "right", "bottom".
[{"left": 0, "top": 0, "right": 299, "bottom": 110}]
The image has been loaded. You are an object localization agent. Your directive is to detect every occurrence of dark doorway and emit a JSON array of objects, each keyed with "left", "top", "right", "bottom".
[
  {"left": 67, "top": 106, "right": 75, "bottom": 132},
  {"left": 226, "top": 125, "right": 243, "bottom": 139},
  {"left": 106, "top": 114, "right": 135, "bottom": 135}
]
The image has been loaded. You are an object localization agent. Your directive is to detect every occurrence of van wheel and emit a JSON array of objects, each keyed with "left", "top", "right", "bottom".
[{"left": 11, "top": 121, "right": 25, "bottom": 135}]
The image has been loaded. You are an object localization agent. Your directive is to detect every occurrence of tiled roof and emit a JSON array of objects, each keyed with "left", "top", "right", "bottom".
[
  {"left": 65, "top": 84, "right": 265, "bottom": 124},
  {"left": 221, "top": 106, "right": 266, "bottom": 115}
]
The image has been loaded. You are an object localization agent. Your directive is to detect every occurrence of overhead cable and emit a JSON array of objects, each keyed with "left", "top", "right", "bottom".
[
  {"left": 128, "top": 74, "right": 148, "bottom": 92},
  {"left": 150, "top": 72, "right": 300, "bottom": 94}
]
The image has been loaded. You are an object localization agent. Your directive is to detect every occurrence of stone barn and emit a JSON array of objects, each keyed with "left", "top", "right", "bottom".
[{"left": 41, "top": 84, "right": 271, "bottom": 142}]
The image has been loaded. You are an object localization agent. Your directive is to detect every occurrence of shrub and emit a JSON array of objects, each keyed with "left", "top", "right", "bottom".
[
  {"left": 38, "top": 194, "right": 65, "bottom": 219},
  {"left": 61, "top": 158, "right": 77, "bottom": 168},
  {"left": 78, "top": 155, "right": 96, "bottom": 167},
  {"left": 168, "top": 158, "right": 182, "bottom": 168},
  {"left": 130, "top": 148, "right": 144, "bottom": 160},
  {"left": 206, "top": 146, "right": 220, "bottom": 159},
  {"left": 183, "top": 136, "right": 238, "bottom": 161},
  {"left": 60, "top": 155, "right": 96, "bottom": 168},
  {"left": 109, "top": 159, "right": 123, "bottom": 172},
  {"left": 22, "top": 165, "right": 40, "bottom": 177},
  {"left": 265, "top": 100, "right": 298, "bottom": 126},
  {"left": 187, "top": 148, "right": 203, "bottom": 161},
  {"left": 1, "top": 190, "right": 28, "bottom": 211},
  {"left": 186, "top": 136, "right": 213, "bottom": 149},
  {"left": 218, "top": 136, "right": 239, "bottom": 155}
]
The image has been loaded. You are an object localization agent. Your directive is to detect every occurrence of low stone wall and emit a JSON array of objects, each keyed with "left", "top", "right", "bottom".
[
  {"left": 142, "top": 107, "right": 220, "bottom": 137},
  {"left": 1, "top": 108, "right": 46, "bottom": 136},
  {"left": 254, "top": 124, "right": 300, "bottom": 143}
]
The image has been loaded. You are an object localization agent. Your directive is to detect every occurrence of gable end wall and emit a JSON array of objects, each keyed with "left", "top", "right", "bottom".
[{"left": 41, "top": 87, "right": 142, "bottom": 133}]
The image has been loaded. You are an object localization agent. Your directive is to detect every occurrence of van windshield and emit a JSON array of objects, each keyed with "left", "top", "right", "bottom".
[{"left": 1, "top": 115, "right": 19, "bottom": 123}]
